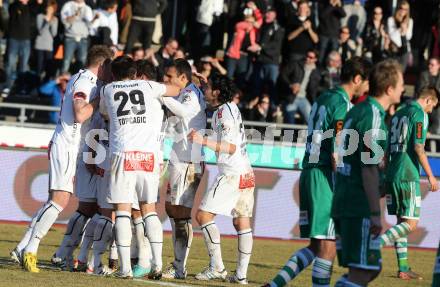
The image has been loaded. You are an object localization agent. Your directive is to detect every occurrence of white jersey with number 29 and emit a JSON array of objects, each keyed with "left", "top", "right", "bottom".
[
  {"left": 211, "top": 102, "right": 251, "bottom": 176},
  {"left": 100, "top": 80, "right": 166, "bottom": 155}
]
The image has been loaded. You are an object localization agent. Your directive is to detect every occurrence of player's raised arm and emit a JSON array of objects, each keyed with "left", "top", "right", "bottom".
[{"left": 73, "top": 88, "right": 99, "bottom": 123}]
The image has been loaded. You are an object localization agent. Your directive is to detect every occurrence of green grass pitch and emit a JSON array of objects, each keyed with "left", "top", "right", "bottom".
[{"left": 0, "top": 223, "right": 435, "bottom": 286}]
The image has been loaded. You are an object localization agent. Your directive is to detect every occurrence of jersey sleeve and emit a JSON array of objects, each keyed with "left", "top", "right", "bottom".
[
  {"left": 331, "top": 103, "right": 348, "bottom": 153},
  {"left": 146, "top": 81, "right": 167, "bottom": 99},
  {"left": 73, "top": 78, "right": 94, "bottom": 102},
  {"left": 181, "top": 91, "right": 201, "bottom": 120},
  {"left": 414, "top": 110, "right": 428, "bottom": 145},
  {"left": 217, "top": 111, "right": 236, "bottom": 143},
  {"left": 98, "top": 87, "right": 109, "bottom": 118}
]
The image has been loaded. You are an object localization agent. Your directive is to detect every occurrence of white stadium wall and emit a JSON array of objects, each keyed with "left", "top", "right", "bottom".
[{"left": 1, "top": 148, "right": 440, "bottom": 248}]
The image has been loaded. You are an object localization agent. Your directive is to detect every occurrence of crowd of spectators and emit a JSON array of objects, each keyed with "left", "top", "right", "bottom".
[{"left": 0, "top": 0, "right": 440, "bottom": 133}]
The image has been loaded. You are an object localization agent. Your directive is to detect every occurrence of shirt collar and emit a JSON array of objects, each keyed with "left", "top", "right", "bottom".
[
  {"left": 336, "top": 86, "right": 350, "bottom": 102},
  {"left": 367, "top": 96, "right": 386, "bottom": 116},
  {"left": 80, "top": 69, "right": 98, "bottom": 84}
]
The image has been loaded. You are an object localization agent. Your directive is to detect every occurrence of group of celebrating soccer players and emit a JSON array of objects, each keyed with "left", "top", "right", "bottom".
[
  {"left": 6, "top": 44, "right": 440, "bottom": 286},
  {"left": 9, "top": 45, "right": 255, "bottom": 284}
]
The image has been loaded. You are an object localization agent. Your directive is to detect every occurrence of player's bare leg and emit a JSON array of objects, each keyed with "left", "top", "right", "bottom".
[
  {"left": 140, "top": 202, "right": 163, "bottom": 280},
  {"left": 195, "top": 210, "right": 227, "bottom": 281},
  {"left": 381, "top": 217, "right": 421, "bottom": 280},
  {"left": 113, "top": 203, "right": 133, "bottom": 278},
  {"left": 132, "top": 209, "right": 152, "bottom": 278},
  {"left": 163, "top": 203, "right": 192, "bottom": 279},
  {"left": 23, "top": 190, "right": 70, "bottom": 272},
  {"left": 93, "top": 208, "right": 115, "bottom": 275}
]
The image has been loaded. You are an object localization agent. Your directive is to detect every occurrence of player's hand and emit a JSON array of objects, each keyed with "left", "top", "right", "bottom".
[
  {"left": 369, "top": 215, "right": 382, "bottom": 238},
  {"left": 188, "top": 129, "right": 204, "bottom": 145},
  {"left": 86, "top": 163, "right": 96, "bottom": 174},
  {"left": 193, "top": 71, "right": 208, "bottom": 85},
  {"left": 429, "top": 175, "right": 439, "bottom": 192}
]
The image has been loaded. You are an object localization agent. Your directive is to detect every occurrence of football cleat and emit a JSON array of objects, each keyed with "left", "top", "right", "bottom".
[
  {"left": 10, "top": 248, "right": 22, "bottom": 265},
  {"left": 132, "top": 265, "right": 151, "bottom": 278},
  {"left": 162, "top": 263, "right": 187, "bottom": 279},
  {"left": 225, "top": 272, "right": 248, "bottom": 284},
  {"left": 23, "top": 252, "right": 40, "bottom": 273},
  {"left": 147, "top": 268, "right": 163, "bottom": 280},
  {"left": 195, "top": 266, "right": 227, "bottom": 281}
]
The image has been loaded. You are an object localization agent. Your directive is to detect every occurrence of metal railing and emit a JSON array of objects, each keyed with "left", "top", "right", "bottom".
[{"left": 1, "top": 102, "right": 440, "bottom": 155}]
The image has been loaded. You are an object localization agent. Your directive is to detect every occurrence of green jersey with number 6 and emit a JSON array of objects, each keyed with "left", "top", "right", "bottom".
[
  {"left": 386, "top": 101, "right": 428, "bottom": 182},
  {"left": 332, "top": 97, "right": 388, "bottom": 218},
  {"left": 302, "top": 87, "right": 352, "bottom": 169}
]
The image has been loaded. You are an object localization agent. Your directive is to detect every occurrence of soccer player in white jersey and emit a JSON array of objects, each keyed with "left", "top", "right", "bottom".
[
  {"left": 189, "top": 75, "right": 255, "bottom": 284},
  {"left": 10, "top": 46, "right": 113, "bottom": 273},
  {"left": 99, "top": 55, "right": 179, "bottom": 279},
  {"left": 50, "top": 64, "right": 114, "bottom": 272},
  {"left": 157, "top": 59, "right": 207, "bottom": 279}
]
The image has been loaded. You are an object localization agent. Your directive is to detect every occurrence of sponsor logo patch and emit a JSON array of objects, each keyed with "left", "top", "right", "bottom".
[
  {"left": 239, "top": 172, "right": 255, "bottom": 189},
  {"left": 124, "top": 151, "right": 154, "bottom": 172}
]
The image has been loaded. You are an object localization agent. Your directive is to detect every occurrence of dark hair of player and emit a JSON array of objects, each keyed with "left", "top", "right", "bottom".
[
  {"left": 111, "top": 55, "right": 137, "bottom": 81},
  {"left": 136, "top": 60, "right": 158, "bottom": 81},
  {"left": 86, "top": 45, "right": 113, "bottom": 67},
  {"left": 340, "top": 56, "right": 372, "bottom": 84},
  {"left": 211, "top": 75, "right": 236, "bottom": 104},
  {"left": 369, "top": 59, "right": 402, "bottom": 97},
  {"left": 101, "top": 0, "right": 117, "bottom": 10},
  {"left": 173, "top": 58, "right": 192, "bottom": 83}
]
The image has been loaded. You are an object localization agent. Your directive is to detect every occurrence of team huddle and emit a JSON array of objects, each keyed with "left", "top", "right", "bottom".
[
  {"left": 6, "top": 44, "right": 440, "bottom": 286},
  {"left": 9, "top": 45, "right": 255, "bottom": 284}
]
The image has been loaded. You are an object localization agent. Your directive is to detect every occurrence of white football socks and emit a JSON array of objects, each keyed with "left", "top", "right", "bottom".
[
  {"left": 133, "top": 216, "right": 151, "bottom": 269},
  {"left": 174, "top": 218, "right": 193, "bottom": 273},
  {"left": 236, "top": 229, "right": 253, "bottom": 280},
  {"left": 16, "top": 206, "right": 44, "bottom": 252},
  {"left": 201, "top": 221, "right": 224, "bottom": 271},
  {"left": 115, "top": 211, "right": 132, "bottom": 274},
  {"left": 77, "top": 213, "right": 99, "bottom": 263},
  {"left": 92, "top": 215, "right": 114, "bottom": 272},
  {"left": 143, "top": 212, "right": 163, "bottom": 270},
  {"left": 25, "top": 201, "right": 63, "bottom": 254}
]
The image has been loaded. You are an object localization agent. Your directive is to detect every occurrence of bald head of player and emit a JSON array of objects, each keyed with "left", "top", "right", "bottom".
[
  {"left": 166, "top": 59, "right": 192, "bottom": 90},
  {"left": 369, "top": 59, "right": 404, "bottom": 109},
  {"left": 111, "top": 55, "right": 138, "bottom": 81}
]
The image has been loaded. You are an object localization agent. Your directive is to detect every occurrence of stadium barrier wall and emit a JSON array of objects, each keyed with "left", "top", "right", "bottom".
[{"left": 1, "top": 148, "right": 440, "bottom": 248}]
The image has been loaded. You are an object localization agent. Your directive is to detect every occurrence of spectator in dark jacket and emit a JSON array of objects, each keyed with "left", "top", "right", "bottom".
[
  {"left": 3, "top": 0, "right": 43, "bottom": 95},
  {"left": 363, "top": 6, "right": 389, "bottom": 63},
  {"left": 146, "top": 38, "right": 178, "bottom": 80},
  {"left": 252, "top": 7, "right": 284, "bottom": 102},
  {"left": 124, "top": 0, "right": 167, "bottom": 54},
  {"left": 318, "top": 0, "right": 345, "bottom": 64},
  {"left": 416, "top": 57, "right": 440, "bottom": 135},
  {"left": 285, "top": 0, "right": 318, "bottom": 63},
  {"left": 281, "top": 49, "right": 320, "bottom": 124},
  {"left": 317, "top": 50, "right": 342, "bottom": 95}
]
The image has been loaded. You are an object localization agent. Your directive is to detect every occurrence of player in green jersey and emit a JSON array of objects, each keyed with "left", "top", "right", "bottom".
[
  {"left": 381, "top": 88, "right": 439, "bottom": 280},
  {"left": 332, "top": 59, "right": 404, "bottom": 287},
  {"left": 264, "top": 57, "right": 371, "bottom": 287}
]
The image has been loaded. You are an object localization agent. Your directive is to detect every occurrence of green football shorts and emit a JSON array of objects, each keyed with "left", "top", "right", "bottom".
[
  {"left": 385, "top": 181, "right": 421, "bottom": 220},
  {"left": 334, "top": 217, "right": 382, "bottom": 270},
  {"left": 299, "top": 167, "right": 335, "bottom": 240}
]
